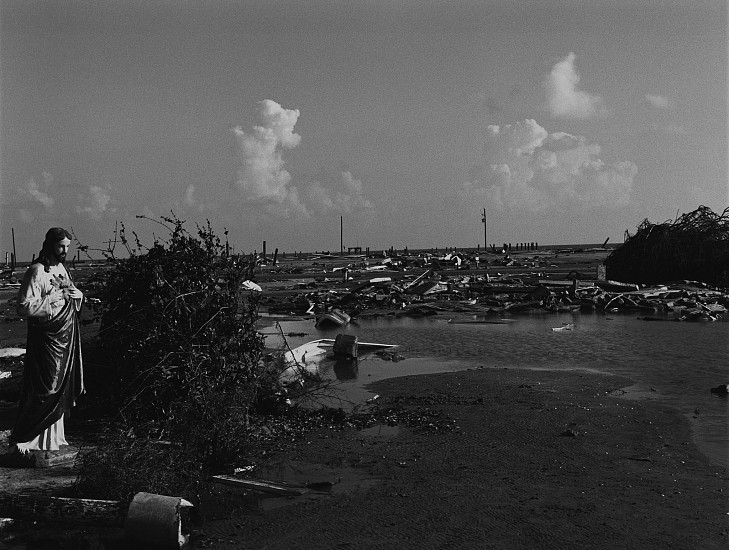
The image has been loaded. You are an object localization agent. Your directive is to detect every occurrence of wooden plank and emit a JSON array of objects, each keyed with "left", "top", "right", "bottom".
[
  {"left": 448, "top": 318, "right": 515, "bottom": 325},
  {"left": 35, "top": 449, "right": 79, "bottom": 468},
  {"left": 594, "top": 280, "right": 639, "bottom": 292},
  {"left": 210, "top": 475, "right": 308, "bottom": 496},
  {"left": 319, "top": 339, "right": 396, "bottom": 351},
  {"left": 0, "top": 494, "right": 127, "bottom": 526},
  {"left": 536, "top": 280, "right": 596, "bottom": 288}
]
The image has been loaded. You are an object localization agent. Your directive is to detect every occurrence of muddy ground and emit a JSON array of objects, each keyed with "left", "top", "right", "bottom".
[
  {"left": 192, "top": 368, "right": 728, "bottom": 550},
  {"left": 1, "top": 368, "right": 727, "bottom": 549}
]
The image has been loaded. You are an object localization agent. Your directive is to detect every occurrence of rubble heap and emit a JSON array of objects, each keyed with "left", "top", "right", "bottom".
[{"left": 605, "top": 206, "right": 729, "bottom": 287}]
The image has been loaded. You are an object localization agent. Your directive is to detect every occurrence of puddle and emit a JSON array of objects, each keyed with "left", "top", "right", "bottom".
[
  {"left": 264, "top": 317, "right": 729, "bottom": 469},
  {"left": 289, "top": 355, "right": 472, "bottom": 412},
  {"left": 610, "top": 382, "right": 662, "bottom": 401}
]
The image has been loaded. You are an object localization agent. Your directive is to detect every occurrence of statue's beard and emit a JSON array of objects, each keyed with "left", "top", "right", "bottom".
[{"left": 54, "top": 252, "right": 66, "bottom": 263}]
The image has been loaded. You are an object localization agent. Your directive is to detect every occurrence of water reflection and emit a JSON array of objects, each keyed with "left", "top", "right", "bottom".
[{"left": 332, "top": 357, "right": 358, "bottom": 380}]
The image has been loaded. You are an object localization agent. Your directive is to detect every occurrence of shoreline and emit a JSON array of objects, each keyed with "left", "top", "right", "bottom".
[{"left": 266, "top": 332, "right": 729, "bottom": 472}]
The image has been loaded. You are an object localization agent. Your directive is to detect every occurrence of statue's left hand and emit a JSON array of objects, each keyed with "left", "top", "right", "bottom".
[{"left": 64, "top": 287, "right": 83, "bottom": 300}]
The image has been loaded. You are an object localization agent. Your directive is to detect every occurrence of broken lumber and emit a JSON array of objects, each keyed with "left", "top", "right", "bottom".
[
  {"left": 0, "top": 494, "right": 127, "bottom": 526},
  {"left": 210, "top": 475, "right": 308, "bottom": 496}
]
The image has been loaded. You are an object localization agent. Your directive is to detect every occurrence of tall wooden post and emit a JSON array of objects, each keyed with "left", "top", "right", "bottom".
[
  {"left": 340, "top": 216, "right": 343, "bottom": 256},
  {"left": 481, "top": 208, "right": 487, "bottom": 252},
  {"left": 11, "top": 228, "right": 17, "bottom": 269}
]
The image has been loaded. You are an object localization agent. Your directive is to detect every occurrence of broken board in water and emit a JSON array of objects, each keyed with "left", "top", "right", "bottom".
[
  {"left": 447, "top": 318, "right": 515, "bottom": 325},
  {"left": 211, "top": 475, "right": 308, "bottom": 496}
]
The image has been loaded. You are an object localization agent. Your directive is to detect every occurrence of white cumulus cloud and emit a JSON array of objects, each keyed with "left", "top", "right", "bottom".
[
  {"left": 177, "top": 183, "right": 212, "bottom": 213},
  {"left": 645, "top": 94, "right": 671, "bottom": 109},
  {"left": 232, "top": 100, "right": 373, "bottom": 219},
  {"left": 464, "top": 119, "right": 636, "bottom": 212},
  {"left": 15, "top": 172, "right": 117, "bottom": 223},
  {"left": 76, "top": 185, "right": 114, "bottom": 221},
  {"left": 301, "top": 171, "right": 373, "bottom": 215},
  {"left": 232, "top": 99, "right": 302, "bottom": 210},
  {"left": 184, "top": 184, "right": 196, "bottom": 207},
  {"left": 20, "top": 172, "right": 55, "bottom": 209},
  {"left": 545, "top": 52, "right": 606, "bottom": 119}
]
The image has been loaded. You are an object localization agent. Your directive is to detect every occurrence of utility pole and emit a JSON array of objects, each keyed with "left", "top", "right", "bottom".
[
  {"left": 11, "top": 228, "right": 17, "bottom": 269},
  {"left": 481, "top": 208, "right": 487, "bottom": 252},
  {"left": 340, "top": 216, "right": 343, "bottom": 256}
]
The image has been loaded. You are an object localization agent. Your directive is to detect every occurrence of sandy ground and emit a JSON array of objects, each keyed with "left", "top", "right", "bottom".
[
  {"left": 2, "top": 367, "right": 726, "bottom": 549},
  {"left": 192, "top": 368, "right": 728, "bottom": 550}
]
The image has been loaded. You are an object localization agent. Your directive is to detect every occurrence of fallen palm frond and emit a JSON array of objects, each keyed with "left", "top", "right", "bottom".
[{"left": 605, "top": 206, "right": 729, "bottom": 286}]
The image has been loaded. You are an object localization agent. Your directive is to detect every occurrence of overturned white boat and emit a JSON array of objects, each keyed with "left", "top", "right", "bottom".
[{"left": 280, "top": 337, "right": 397, "bottom": 382}]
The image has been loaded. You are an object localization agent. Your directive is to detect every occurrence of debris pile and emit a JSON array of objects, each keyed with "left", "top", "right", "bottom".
[
  {"left": 605, "top": 206, "right": 729, "bottom": 287},
  {"left": 260, "top": 264, "right": 729, "bottom": 322}
]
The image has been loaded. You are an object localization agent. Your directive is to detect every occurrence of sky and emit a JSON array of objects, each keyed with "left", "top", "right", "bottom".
[{"left": 1, "top": 0, "right": 727, "bottom": 259}]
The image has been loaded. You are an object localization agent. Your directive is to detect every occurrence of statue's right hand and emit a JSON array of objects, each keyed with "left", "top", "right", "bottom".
[{"left": 49, "top": 288, "right": 66, "bottom": 306}]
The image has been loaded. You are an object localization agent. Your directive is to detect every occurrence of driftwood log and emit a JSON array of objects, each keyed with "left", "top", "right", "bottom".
[{"left": 0, "top": 494, "right": 127, "bottom": 526}]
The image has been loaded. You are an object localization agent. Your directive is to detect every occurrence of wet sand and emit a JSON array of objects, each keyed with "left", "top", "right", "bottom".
[
  {"left": 1, "top": 353, "right": 727, "bottom": 548},
  {"left": 200, "top": 367, "right": 728, "bottom": 549}
]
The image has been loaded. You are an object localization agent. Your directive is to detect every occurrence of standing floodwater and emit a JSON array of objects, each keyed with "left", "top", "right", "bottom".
[{"left": 267, "top": 313, "right": 729, "bottom": 468}]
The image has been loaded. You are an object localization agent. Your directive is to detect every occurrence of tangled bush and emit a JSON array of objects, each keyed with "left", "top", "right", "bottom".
[
  {"left": 75, "top": 216, "right": 282, "bottom": 501},
  {"left": 605, "top": 206, "right": 729, "bottom": 287}
]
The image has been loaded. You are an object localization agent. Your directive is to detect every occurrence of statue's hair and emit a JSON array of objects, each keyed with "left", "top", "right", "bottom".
[{"left": 34, "top": 227, "right": 73, "bottom": 273}]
